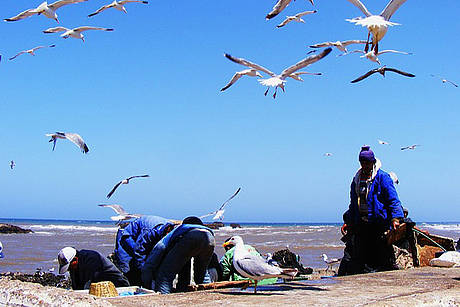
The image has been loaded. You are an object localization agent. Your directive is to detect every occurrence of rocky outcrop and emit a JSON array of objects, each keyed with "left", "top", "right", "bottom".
[
  {"left": 1, "top": 270, "right": 71, "bottom": 288},
  {"left": 0, "top": 223, "right": 33, "bottom": 234}
]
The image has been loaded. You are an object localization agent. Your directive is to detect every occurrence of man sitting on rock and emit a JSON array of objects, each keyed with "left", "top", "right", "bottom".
[{"left": 58, "top": 247, "right": 130, "bottom": 290}]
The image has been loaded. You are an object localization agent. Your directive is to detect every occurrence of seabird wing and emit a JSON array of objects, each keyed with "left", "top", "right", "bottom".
[
  {"left": 5, "top": 9, "right": 38, "bottom": 22},
  {"left": 266, "top": 0, "right": 292, "bottom": 20},
  {"left": 351, "top": 68, "right": 379, "bottom": 83},
  {"left": 224, "top": 54, "right": 275, "bottom": 76},
  {"left": 276, "top": 17, "right": 292, "bottom": 28},
  {"left": 73, "top": 26, "right": 114, "bottom": 33},
  {"left": 218, "top": 187, "right": 241, "bottom": 211},
  {"left": 221, "top": 72, "right": 244, "bottom": 91},
  {"left": 309, "top": 41, "right": 334, "bottom": 48},
  {"left": 127, "top": 174, "right": 150, "bottom": 180},
  {"left": 236, "top": 253, "right": 283, "bottom": 278},
  {"left": 107, "top": 181, "right": 123, "bottom": 198},
  {"left": 98, "top": 204, "right": 127, "bottom": 215},
  {"left": 446, "top": 80, "right": 458, "bottom": 87},
  {"left": 43, "top": 27, "right": 69, "bottom": 33},
  {"left": 9, "top": 51, "right": 27, "bottom": 61},
  {"left": 296, "top": 10, "right": 317, "bottom": 18},
  {"left": 64, "top": 133, "right": 89, "bottom": 153},
  {"left": 49, "top": 0, "right": 88, "bottom": 10},
  {"left": 378, "top": 50, "right": 411, "bottom": 55},
  {"left": 385, "top": 67, "right": 415, "bottom": 78},
  {"left": 341, "top": 40, "right": 367, "bottom": 46},
  {"left": 346, "top": 0, "right": 372, "bottom": 17},
  {"left": 280, "top": 47, "right": 331, "bottom": 77},
  {"left": 88, "top": 4, "right": 113, "bottom": 17},
  {"left": 380, "top": 0, "right": 407, "bottom": 21},
  {"left": 120, "top": 0, "right": 149, "bottom": 4}
]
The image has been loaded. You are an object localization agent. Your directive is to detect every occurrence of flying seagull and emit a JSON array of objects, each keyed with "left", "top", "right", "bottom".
[
  {"left": 346, "top": 0, "right": 408, "bottom": 53},
  {"left": 266, "top": 0, "right": 314, "bottom": 20},
  {"left": 107, "top": 175, "right": 150, "bottom": 199},
  {"left": 321, "top": 254, "right": 341, "bottom": 272},
  {"left": 5, "top": 0, "right": 88, "bottom": 23},
  {"left": 401, "top": 144, "right": 420, "bottom": 151},
  {"left": 43, "top": 26, "right": 114, "bottom": 42},
  {"left": 340, "top": 49, "right": 412, "bottom": 65},
  {"left": 223, "top": 236, "right": 298, "bottom": 293},
  {"left": 276, "top": 10, "right": 317, "bottom": 28},
  {"left": 9, "top": 45, "right": 56, "bottom": 61},
  {"left": 45, "top": 132, "right": 89, "bottom": 153},
  {"left": 378, "top": 139, "right": 390, "bottom": 145},
  {"left": 10, "top": 160, "right": 15, "bottom": 170},
  {"left": 309, "top": 40, "right": 367, "bottom": 53},
  {"left": 98, "top": 204, "right": 141, "bottom": 222},
  {"left": 351, "top": 66, "right": 415, "bottom": 83},
  {"left": 324, "top": 153, "right": 333, "bottom": 157},
  {"left": 224, "top": 47, "right": 331, "bottom": 98},
  {"left": 220, "top": 69, "right": 263, "bottom": 92},
  {"left": 430, "top": 75, "right": 458, "bottom": 88},
  {"left": 200, "top": 187, "right": 241, "bottom": 221},
  {"left": 88, "top": 0, "right": 148, "bottom": 17}
]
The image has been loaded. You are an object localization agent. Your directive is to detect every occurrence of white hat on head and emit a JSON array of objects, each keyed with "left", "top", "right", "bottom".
[
  {"left": 58, "top": 247, "right": 76, "bottom": 274},
  {"left": 0, "top": 241, "right": 4, "bottom": 258}
]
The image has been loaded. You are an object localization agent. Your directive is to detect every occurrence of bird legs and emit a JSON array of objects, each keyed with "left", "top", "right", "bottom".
[
  {"left": 364, "top": 32, "right": 370, "bottom": 52},
  {"left": 264, "top": 86, "right": 285, "bottom": 99}
]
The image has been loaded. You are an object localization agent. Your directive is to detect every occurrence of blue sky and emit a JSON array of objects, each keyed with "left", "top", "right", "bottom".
[{"left": 0, "top": 0, "right": 459, "bottom": 223}]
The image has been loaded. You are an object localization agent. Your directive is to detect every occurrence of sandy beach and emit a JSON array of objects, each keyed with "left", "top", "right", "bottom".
[{"left": 1, "top": 267, "right": 459, "bottom": 306}]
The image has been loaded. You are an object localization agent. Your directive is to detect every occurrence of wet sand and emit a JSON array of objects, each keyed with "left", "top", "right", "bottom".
[{"left": 1, "top": 267, "right": 459, "bottom": 306}]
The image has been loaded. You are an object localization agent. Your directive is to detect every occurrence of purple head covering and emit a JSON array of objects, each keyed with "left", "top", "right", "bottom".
[{"left": 359, "top": 145, "right": 376, "bottom": 162}]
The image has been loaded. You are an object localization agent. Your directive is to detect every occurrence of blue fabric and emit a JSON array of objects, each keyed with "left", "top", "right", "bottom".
[
  {"left": 141, "top": 224, "right": 213, "bottom": 289},
  {"left": 114, "top": 228, "right": 131, "bottom": 274},
  {"left": 344, "top": 169, "right": 403, "bottom": 227},
  {"left": 120, "top": 216, "right": 168, "bottom": 256},
  {"left": 133, "top": 222, "right": 173, "bottom": 270}
]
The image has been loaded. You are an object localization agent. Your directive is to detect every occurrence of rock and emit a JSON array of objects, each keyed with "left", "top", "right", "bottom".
[
  {"left": 230, "top": 223, "right": 241, "bottom": 228},
  {"left": 0, "top": 223, "right": 33, "bottom": 234},
  {"left": 0, "top": 270, "right": 71, "bottom": 288},
  {"left": 204, "top": 222, "right": 224, "bottom": 229}
]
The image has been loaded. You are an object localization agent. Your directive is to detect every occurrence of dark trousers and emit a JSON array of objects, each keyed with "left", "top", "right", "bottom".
[
  {"left": 338, "top": 224, "right": 397, "bottom": 276},
  {"left": 155, "top": 229, "right": 215, "bottom": 294}
]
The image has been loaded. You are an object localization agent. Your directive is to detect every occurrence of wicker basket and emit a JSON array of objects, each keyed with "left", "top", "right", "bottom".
[{"left": 89, "top": 281, "right": 118, "bottom": 297}]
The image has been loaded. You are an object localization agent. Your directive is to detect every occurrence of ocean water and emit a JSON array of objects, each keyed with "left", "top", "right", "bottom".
[{"left": 0, "top": 218, "right": 459, "bottom": 274}]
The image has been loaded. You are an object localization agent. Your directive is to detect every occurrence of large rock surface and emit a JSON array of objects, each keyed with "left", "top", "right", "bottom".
[{"left": 0, "top": 223, "right": 33, "bottom": 234}]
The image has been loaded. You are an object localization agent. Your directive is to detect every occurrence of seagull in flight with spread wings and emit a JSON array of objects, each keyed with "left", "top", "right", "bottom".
[
  {"left": 200, "top": 187, "right": 241, "bottom": 221},
  {"left": 98, "top": 204, "right": 141, "bottom": 223},
  {"left": 339, "top": 49, "right": 412, "bottom": 65},
  {"left": 346, "top": 0, "right": 408, "bottom": 53},
  {"left": 43, "top": 26, "right": 114, "bottom": 42},
  {"left": 378, "top": 139, "right": 390, "bottom": 145},
  {"left": 10, "top": 161, "right": 15, "bottom": 170},
  {"left": 107, "top": 175, "right": 150, "bottom": 199},
  {"left": 5, "top": 0, "right": 88, "bottom": 23},
  {"left": 9, "top": 45, "right": 56, "bottom": 61},
  {"left": 88, "top": 0, "right": 148, "bottom": 17},
  {"left": 266, "top": 0, "right": 314, "bottom": 20},
  {"left": 309, "top": 40, "right": 367, "bottom": 53},
  {"left": 351, "top": 66, "right": 415, "bottom": 83},
  {"left": 276, "top": 10, "right": 317, "bottom": 28},
  {"left": 401, "top": 144, "right": 420, "bottom": 151},
  {"left": 224, "top": 48, "right": 331, "bottom": 98},
  {"left": 430, "top": 75, "right": 458, "bottom": 88},
  {"left": 45, "top": 132, "right": 89, "bottom": 153}
]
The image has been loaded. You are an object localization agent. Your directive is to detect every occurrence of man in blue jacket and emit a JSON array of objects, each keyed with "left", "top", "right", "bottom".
[
  {"left": 338, "top": 146, "right": 404, "bottom": 276},
  {"left": 141, "top": 216, "right": 215, "bottom": 294},
  {"left": 116, "top": 215, "right": 169, "bottom": 285}
]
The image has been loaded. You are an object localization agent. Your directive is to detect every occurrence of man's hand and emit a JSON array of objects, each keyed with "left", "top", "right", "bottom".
[
  {"left": 341, "top": 223, "right": 348, "bottom": 236},
  {"left": 392, "top": 219, "right": 400, "bottom": 230}
]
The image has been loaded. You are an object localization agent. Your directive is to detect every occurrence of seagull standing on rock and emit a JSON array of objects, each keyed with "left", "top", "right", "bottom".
[
  {"left": 321, "top": 253, "right": 341, "bottom": 272},
  {"left": 5, "top": 0, "right": 88, "bottom": 23},
  {"left": 43, "top": 26, "right": 114, "bottom": 42},
  {"left": 223, "top": 236, "right": 297, "bottom": 293}
]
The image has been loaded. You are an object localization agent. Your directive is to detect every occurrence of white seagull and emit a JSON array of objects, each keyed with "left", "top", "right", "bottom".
[
  {"left": 88, "top": 0, "right": 148, "bottom": 17},
  {"left": 388, "top": 171, "right": 399, "bottom": 184},
  {"left": 309, "top": 40, "right": 367, "bottom": 53},
  {"left": 98, "top": 204, "right": 141, "bottom": 222},
  {"left": 200, "top": 187, "right": 241, "bottom": 221},
  {"left": 401, "top": 144, "right": 420, "bottom": 151},
  {"left": 266, "top": 0, "right": 314, "bottom": 20},
  {"left": 107, "top": 175, "right": 150, "bottom": 199},
  {"left": 378, "top": 139, "right": 390, "bottom": 145},
  {"left": 324, "top": 153, "right": 333, "bottom": 157},
  {"left": 10, "top": 160, "right": 15, "bottom": 170},
  {"left": 43, "top": 26, "right": 114, "bottom": 42},
  {"left": 346, "top": 0, "right": 408, "bottom": 53},
  {"left": 223, "top": 236, "right": 298, "bottom": 293},
  {"left": 221, "top": 69, "right": 263, "bottom": 92},
  {"left": 340, "top": 49, "right": 412, "bottom": 65},
  {"left": 276, "top": 10, "right": 317, "bottom": 28},
  {"left": 9, "top": 45, "right": 56, "bottom": 61},
  {"left": 45, "top": 132, "right": 89, "bottom": 153},
  {"left": 224, "top": 47, "right": 331, "bottom": 98},
  {"left": 430, "top": 75, "right": 458, "bottom": 88},
  {"left": 321, "top": 254, "right": 341, "bottom": 272},
  {"left": 5, "top": 0, "right": 88, "bottom": 23}
]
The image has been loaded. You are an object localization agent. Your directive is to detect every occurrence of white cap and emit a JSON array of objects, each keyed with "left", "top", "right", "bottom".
[
  {"left": 57, "top": 247, "right": 76, "bottom": 274},
  {"left": 0, "top": 241, "right": 4, "bottom": 258}
]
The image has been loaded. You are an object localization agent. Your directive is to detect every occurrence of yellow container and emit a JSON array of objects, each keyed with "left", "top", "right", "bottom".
[{"left": 89, "top": 281, "right": 118, "bottom": 297}]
